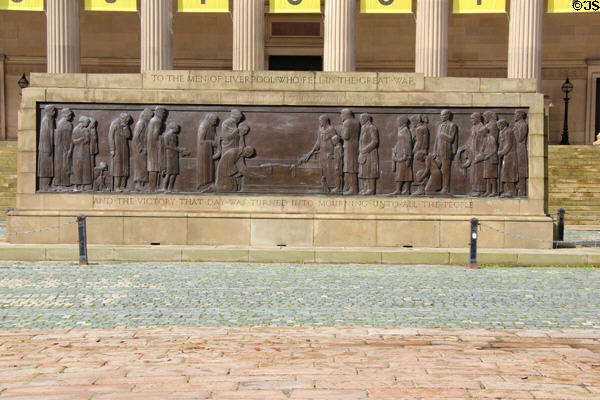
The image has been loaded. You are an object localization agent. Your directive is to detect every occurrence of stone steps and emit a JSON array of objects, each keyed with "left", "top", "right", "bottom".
[
  {"left": 0, "top": 142, "right": 17, "bottom": 221},
  {"left": 548, "top": 145, "right": 600, "bottom": 225}
]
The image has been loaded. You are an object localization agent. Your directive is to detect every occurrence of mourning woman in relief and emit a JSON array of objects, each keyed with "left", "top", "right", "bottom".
[
  {"left": 460, "top": 112, "right": 487, "bottom": 197},
  {"left": 37, "top": 105, "right": 57, "bottom": 190},
  {"left": 147, "top": 106, "right": 168, "bottom": 192},
  {"left": 411, "top": 114, "right": 430, "bottom": 196},
  {"left": 53, "top": 108, "right": 75, "bottom": 189},
  {"left": 132, "top": 108, "right": 153, "bottom": 191},
  {"left": 300, "top": 114, "right": 338, "bottom": 193},
  {"left": 70, "top": 116, "right": 93, "bottom": 191},
  {"left": 220, "top": 109, "right": 244, "bottom": 154},
  {"left": 514, "top": 110, "right": 528, "bottom": 196},
  {"left": 108, "top": 112, "right": 132, "bottom": 191},
  {"left": 358, "top": 113, "right": 379, "bottom": 195},
  {"left": 391, "top": 115, "right": 412, "bottom": 196},
  {"left": 497, "top": 119, "right": 518, "bottom": 197},
  {"left": 196, "top": 112, "right": 219, "bottom": 189}
]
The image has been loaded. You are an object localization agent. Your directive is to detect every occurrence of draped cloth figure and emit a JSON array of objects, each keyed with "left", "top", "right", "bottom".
[
  {"left": 514, "top": 110, "right": 529, "bottom": 196},
  {"left": 498, "top": 119, "right": 518, "bottom": 197},
  {"left": 132, "top": 108, "right": 152, "bottom": 190},
  {"left": 37, "top": 105, "right": 56, "bottom": 189},
  {"left": 392, "top": 115, "right": 412, "bottom": 195},
  {"left": 197, "top": 113, "right": 219, "bottom": 188},
  {"left": 70, "top": 116, "right": 93, "bottom": 188},
  {"left": 108, "top": 113, "right": 132, "bottom": 190},
  {"left": 53, "top": 108, "right": 74, "bottom": 187}
]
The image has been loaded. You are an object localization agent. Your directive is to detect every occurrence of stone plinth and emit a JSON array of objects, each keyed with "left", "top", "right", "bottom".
[{"left": 10, "top": 71, "right": 551, "bottom": 249}]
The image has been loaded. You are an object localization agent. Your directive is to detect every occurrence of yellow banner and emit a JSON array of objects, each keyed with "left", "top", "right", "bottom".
[
  {"left": 178, "top": 0, "right": 229, "bottom": 13},
  {"left": 548, "top": 0, "right": 600, "bottom": 13},
  {"left": 0, "top": 0, "right": 44, "bottom": 11},
  {"left": 453, "top": 0, "right": 506, "bottom": 14},
  {"left": 360, "top": 0, "right": 411, "bottom": 13},
  {"left": 270, "top": 0, "right": 321, "bottom": 14},
  {"left": 84, "top": 0, "right": 137, "bottom": 12}
]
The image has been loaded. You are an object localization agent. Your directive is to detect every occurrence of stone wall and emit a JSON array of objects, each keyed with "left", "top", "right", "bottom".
[{"left": 8, "top": 71, "right": 552, "bottom": 248}]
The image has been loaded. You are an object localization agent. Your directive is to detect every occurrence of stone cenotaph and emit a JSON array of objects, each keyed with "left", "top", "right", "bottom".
[{"left": 9, "top": 71, "right": 552, "bottom": 248}]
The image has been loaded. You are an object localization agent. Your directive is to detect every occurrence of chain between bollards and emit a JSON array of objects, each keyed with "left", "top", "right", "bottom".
[
  {"left": 77, "top": 214, "right": 88, "bottom": 266},
  {"left": 469, "top": 218, "right": 478, "bottom": 268}
]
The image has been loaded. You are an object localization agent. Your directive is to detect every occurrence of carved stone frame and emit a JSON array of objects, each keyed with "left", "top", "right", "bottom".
[{"left": 585, "top": 60, "right": 600, "bottom": 144}]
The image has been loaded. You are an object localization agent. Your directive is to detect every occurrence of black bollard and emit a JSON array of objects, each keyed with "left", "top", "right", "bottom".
[
  {"left": 556, "top": 208, "right": 565, "bottom": 247},
  {"left": 77, "top": 215, "right": 88, "bottom": 265},
  {"left": 469, "top": 218, "right": 478, "bottom": 268}
]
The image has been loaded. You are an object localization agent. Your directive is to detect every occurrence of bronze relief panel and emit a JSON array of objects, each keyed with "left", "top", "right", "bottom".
[{"left": 35, "top": 103, "right": 529, "bottom": 198}]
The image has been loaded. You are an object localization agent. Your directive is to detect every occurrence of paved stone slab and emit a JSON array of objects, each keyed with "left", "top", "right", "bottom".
[
  {"left": 0, "top": 263, "right": 598, "bottom": 330},
  {"left": 0, "top": 328, "right": 598, "bottom": 399}
]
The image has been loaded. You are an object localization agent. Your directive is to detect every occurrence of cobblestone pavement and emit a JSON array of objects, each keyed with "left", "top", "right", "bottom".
[
  {"left": 1, "top": 263, "right": 599, "bottom": 330},
  {"left": 0, "top": 327, "right": 598, "bottom": 399}
]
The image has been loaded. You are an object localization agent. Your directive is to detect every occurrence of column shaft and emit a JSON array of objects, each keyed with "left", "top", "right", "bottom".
[
  {"left": 233, "top": 0, "right": 264, "bottom": 71},
  {"left": 141, "top": 0, "right": 173, "bottom": 71},
  {"left": 323, "top": 0, "right": 356, "bottom": 72},
  {"left": 508, "top": 0, "right": 542, "bottom": 92},
  {"left": 46, "top": 0, "right": 80, "bottom": 73},
  {"left": 415, "top": 0, "right": 448, "bottom": 77}
]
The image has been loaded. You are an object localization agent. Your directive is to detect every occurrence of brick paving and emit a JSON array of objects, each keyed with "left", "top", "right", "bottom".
[{"left": 0, "top": 327, "right": 599, "bottom": 399}]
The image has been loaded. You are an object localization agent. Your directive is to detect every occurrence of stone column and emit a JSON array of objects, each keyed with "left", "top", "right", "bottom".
[
  {"left": 508, "top": 0, "right": 542, "bottom": 92},
  {"left": 323, "top": 0, "right": 356, "bottom": 72},
  {"left": 415, "top": 0, "right": 448, "bottom": 77},
  {"left": 141, "top": 0, "right": 173, "bottom": 71},
  {"left": 46, "top": 0, "right": 80, "bottom": 73},
  {"left": 233, "top": 0, "right": 264, "bottom": 71}
]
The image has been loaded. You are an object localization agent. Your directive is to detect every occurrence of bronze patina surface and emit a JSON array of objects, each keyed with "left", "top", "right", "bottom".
[{"left": 36, "top": 103, "right": 528, "bottom": 198}]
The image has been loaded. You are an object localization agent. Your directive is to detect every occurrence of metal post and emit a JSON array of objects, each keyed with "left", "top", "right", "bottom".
[
  {"left": 469, "top": 218, "right": 478, "bottom": 268},
  {"left": 557, "top": 208, "right": 565, "bottom": 244},
  {"left": 77, "top": 214, "right": 88, "bottom": 265}
]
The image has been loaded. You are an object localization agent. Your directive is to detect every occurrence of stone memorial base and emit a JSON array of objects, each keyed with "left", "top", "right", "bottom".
[{"left": 9, "top": 71, "right": 552, "bottom": 249}]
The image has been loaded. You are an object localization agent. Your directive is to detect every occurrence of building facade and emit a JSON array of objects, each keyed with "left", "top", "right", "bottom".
[{"left": 1, "top": 0, "right": 599, "bottom": 144}]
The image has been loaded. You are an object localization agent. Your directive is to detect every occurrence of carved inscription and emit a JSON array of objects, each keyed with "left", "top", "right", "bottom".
[{"left": 36, "top": 104, "right": 528, "bottom": 198}]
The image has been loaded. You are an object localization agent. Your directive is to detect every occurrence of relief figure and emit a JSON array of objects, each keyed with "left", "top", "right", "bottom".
[
  {"left": 37, "top": 105, "right": 57, "bottom": 191},
  {"left": 89, "top": 118, "right": 99, "bottom": 171},
  {"left": 514, "top": 110, "right": 528, "bottom": 196},
  {"left": 163, "top": 123, "right": 190, "bottom": 192},
  {"left": 411, "top": 115, "right": 430, "bottom": 196},
  {"left": 300, "top": 115, "right": 338, "bottom": 193},
  {"left": 147, "top": 106, "right": 168, "bottom": 192},
  {"left": 132, "top": 108, "right": 152, "bottom": 191},
  {"left": 93, "top": 161, "right": 109, "bottom": 191},
  {"left": 53, "top": 108, "right": 74, "bottom": 188},
  {"left": 340, "top": 108, "right": 360, "bottom": 195},
  {"left": 197, "top": 112, "right": 219, "bottom": 189},
  {"left": 108, "top": 112, "right": 132, "bottom": 192},
  {"left": 358, "top": 113, "right": 379, "bottom": 195},
  {"left": 211, "top": 146, "right": 263, "bottom": 193},
  {"left": 415, "top": 152, "right": 442, "bottom": 195},
  {"left": 391, "top": 115, "right": 412, "bottom": 196},
  {"left": 476, "top": 120, "right": 499, "bottom": 197},
  {"left": 483, "top": 111, "right": 499, "bottom": 141},
  {"left": 432, "top": 110, "right": 458, "bottom": 194},
  {"left": 70, "top": 116, "right": 93, "bottom": 191},
  {"left": 497, "top": 119, "right": 518, "bottom": 197},
  {"left": 460, "top": 112, "right": 487, "bottom": 197},
  {"left": 220, "top": 109, "right": 244, "bottom": 155},
  {"left": 332, "top": 135, "right": 344, "bottom": 193}
]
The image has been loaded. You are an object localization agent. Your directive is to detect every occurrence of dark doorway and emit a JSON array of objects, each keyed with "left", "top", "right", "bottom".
[
  {"left": 268, "top": 56, "right": 323, "bottom": 71},
  {"left": 595, "top": 78, "right": 600, "bottom": 137}
]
